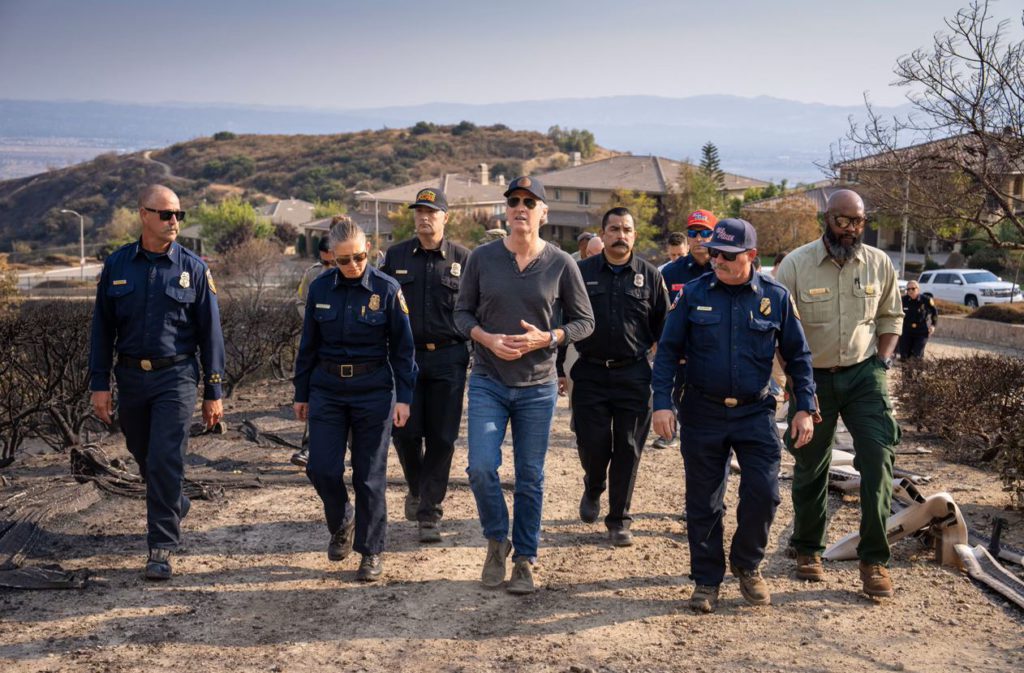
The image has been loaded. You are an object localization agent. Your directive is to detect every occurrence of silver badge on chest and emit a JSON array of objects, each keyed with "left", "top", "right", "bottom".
[
  {"left": 179, "top": 271, "right": 190, "bottom": 289},
  {"left": 634, "top": 273, "right": 644, "bottom": 288}
]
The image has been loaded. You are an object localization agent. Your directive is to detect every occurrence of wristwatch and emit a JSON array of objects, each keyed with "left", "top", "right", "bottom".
[
  {"left": 548, "top": 330, "right": 559, "bottom": 350},
  {"left": 879, "top": 355, "right": 894, "bottom": 370}
]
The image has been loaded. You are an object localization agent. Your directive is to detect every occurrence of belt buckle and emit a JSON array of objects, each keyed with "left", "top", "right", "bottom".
[
  {"left": 140, "top": 359, "right": 153, "bottom": 371},
  {"left": 339, "top": 364, "right": 354, "bottom": 378},
  {"left": 723, "top": 397, "right": 738, "bottom": 408},
  {"left": 604, "top": 359, "right": 614, "bottom": 368},
  {"left": 426, "top": 343, "right": 436, "bottom": 351}
]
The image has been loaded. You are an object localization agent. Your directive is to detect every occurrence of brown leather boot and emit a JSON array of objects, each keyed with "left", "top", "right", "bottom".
[
  {"left": 859, "top": 561, "right": 894, "bottom": 598},
  {"left": 795, "top": 554, "right": 825, "bottom": 581}
]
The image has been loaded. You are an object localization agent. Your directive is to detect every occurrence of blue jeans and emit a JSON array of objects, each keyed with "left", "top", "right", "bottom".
[{"left": 465, "top": 373, "right": 558, "bottom": 561}]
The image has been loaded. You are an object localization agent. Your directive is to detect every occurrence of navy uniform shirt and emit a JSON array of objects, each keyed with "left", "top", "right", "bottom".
[
  {"left": 573, "top": 252, "right": 669, "bottom": 361},
  {"left": 661, "top": 253, "right": 711, "bottom": 304},
  {"left": 293, "top": 265, "right": 417, "bottom": 404},
  {"left": 89, "top": 240, "right": 225, "bottom": 400},
  {"left": 652, "top": 270, "right": 816, "bottom": 413},
  {"left": 901, "top": 294, "right": 938, "bottom": 335},
  {"left": 380, "top": 237, "right": 470, "bottom": 346}
]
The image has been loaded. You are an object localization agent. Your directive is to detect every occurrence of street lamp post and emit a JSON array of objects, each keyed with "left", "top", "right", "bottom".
[
  {"left": 59, "top": 208, "right": 85, "bottom": 280},
  {"left": 353, "top": 190, "right": 380, "bottom": 253}
]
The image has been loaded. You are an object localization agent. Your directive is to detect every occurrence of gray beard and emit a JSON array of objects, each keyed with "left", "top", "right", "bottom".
[{"left": 824, "top": 227, "right": 862, "bottom": 263}]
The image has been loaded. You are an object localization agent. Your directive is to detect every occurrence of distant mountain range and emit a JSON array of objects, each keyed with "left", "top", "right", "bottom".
[{"left": 0, "top": 95, "right": 913, "bottom": 183}]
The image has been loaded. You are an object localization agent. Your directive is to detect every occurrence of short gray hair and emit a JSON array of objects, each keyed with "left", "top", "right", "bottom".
[
  {"left": 327, "top": 216, "right": 365, "bottom": 248},
  {"left": 138, "top": 184, "right": 176, "bottom": 208}
]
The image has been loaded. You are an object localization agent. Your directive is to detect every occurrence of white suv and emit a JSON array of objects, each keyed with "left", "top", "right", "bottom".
[{"left": 916, "top": 268, "right": 1023, "bottom": 307}]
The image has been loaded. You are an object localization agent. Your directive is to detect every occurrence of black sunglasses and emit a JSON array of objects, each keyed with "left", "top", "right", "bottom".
[
  {"left": 143, "top": 207, "right": 187, "bottom": 221},
  {"left": 335, "top": 252, "right": 368, "bottom": 266},
  {"left": 506, "top": 196, "right": 538, "bottom": 210},
  {"left": 687, "top": 229, "right": 713, "bottom": 239},
  {"left": 708, "top": 248, "right": 742, "bottom": 262}
]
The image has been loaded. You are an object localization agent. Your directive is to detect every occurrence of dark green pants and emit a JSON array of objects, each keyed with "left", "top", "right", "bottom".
[{"left": 786, "top": 357, "right": 900, "bottom": 564}]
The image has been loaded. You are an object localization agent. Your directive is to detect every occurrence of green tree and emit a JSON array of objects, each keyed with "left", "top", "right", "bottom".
[
  {"left": 547, "top": 126, "right": 597, "bottom": 158},
  {"left": 104, "top": 207, "right": 140, "bottom": 246},
  {"left": 313, "top": 200, "right": 348, "bottom": 220},
  {"left": 604, "top": 190, "right": 660, "bottom": 256},
  {"left": 388, "top": 209, "right": 415, "bottom": 244},
  {"left": 667, "top": 163, "right": 725, "bottom": 230},
  {"left": 699, "top": 142, "right": 725, "bottom": 190},
  {"left": 195, "top": 196, "right": 274, "bottom": 252}
]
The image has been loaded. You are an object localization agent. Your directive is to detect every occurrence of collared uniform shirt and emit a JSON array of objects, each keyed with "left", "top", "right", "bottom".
[
  {"left": 380, "top": 237, "right": 470, "bottom": 346},
  {"left": 574, "top": 253, "right": 669, "bottom": 361},
  {"left": 652, "top": 271, "right": 816, "bottom": 413},
  {"left": 775, "top": 238, "right": 903, "bottom": 369},
  {"left": 89, "top": 240, "right": 225, "bottom": 400},
  {"left": 293, "top": 266, "right": 416, "bottom": 404},
  {"left": 297, "top": 261, "right": 331, "bottom": 317},
  {"left": 661, "top": 253, "right": 712, "bottom": 304},
  {"left": 901, "top": 294, "right": 938, "bottom": 335}
]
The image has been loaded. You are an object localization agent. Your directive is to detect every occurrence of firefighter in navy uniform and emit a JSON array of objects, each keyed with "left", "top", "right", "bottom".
[
  {"left": 652, "top": 218, "right": 816, "bottom": 613},
  {"left": 89, "top": 184, "right": 225, "bottom": 581},
  {"left": 380, "top": 188, "right": 470, "bottom": 543},
  {"left": 293, "top": 219, "right": 417, "bottom": 582},
  {"left": 898, "top": 281, "right": 937, "bottom": 360},
  {"left": 572, "top": 207, "right": 669, "bottom": 546}
]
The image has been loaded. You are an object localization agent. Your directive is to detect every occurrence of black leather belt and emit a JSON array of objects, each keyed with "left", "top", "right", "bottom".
[
  {"left": 686, "top": 385, "right": 770, "bottom": 408},
  {"left": 319, "top": 360, "right": 384, "bottom": 378},
  {"left": 118, "top": 354, "right": 192, "bottom": 371},
  {"left": 813, "top": 361, "right": 861, "bottom": 374},
  {"left": 415, "top": 338, "right": 462, "bottom": 351},
  {"left": 580, "top": 355, "right": 646, "bottom": 369}
]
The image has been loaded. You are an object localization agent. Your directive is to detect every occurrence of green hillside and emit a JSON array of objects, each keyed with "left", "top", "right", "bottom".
[{"left": 0, "top": 124, "right": 575, "bottom": 254}]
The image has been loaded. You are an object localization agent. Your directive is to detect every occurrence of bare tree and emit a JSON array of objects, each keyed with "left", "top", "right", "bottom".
[
  {"left": 831, "top": 1, "right": 1024, "bottom": 251},
  {"left": 741, "top": 195, "right": 822, "bottom": 256},
  {"left": 217, "top": 237, "right": 286, "bottom": 309}
]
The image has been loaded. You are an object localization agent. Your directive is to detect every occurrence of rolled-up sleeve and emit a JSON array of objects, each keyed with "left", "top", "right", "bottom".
[{"left": 875, "top": 259, "right": 904, "bottom": 336}]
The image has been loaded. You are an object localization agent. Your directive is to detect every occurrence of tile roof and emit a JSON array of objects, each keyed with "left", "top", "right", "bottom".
[
  {"left": 357, "top": 173, "right": 507, "bottom": 206},
  {"left": 537, "top": 155, "right": 770, "bottom": 194}
]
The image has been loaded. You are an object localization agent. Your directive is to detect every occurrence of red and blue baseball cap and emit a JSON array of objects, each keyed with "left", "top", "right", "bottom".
[
  {"left": 409, "top": 188, "right": 448, "bottom": 212},
  {"left": 503, "top": 176, "right": 547, "bottom": 202},
  {"left": 687, "top": 209, "right": 717, "bottom": 230},
  {"left": 705, "top": 218, "right": 758, "bottom": 253}
]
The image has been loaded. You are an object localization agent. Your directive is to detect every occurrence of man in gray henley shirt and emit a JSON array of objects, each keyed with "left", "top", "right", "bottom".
[{"left": 454, "top": 175, "right": 594, "bottom": 595}]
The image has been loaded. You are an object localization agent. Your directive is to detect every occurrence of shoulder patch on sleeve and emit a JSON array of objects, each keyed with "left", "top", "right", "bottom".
[
  {"left": 206, "top": 269, "right": 217, "bottom": 294},
  {"left": 790, "top": 294, "right": 801, "bottom": 321},
  {"left": 397, "top": 289, "right": 409, "bottom": 314}
]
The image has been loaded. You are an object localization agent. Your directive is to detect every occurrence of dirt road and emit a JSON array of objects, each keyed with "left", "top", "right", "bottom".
[{"left": 1, "top": 350, "right": 1023, "bottom": 672}]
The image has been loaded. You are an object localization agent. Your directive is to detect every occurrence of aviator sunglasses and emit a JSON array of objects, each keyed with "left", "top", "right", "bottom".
[
  {"left": 708, "top": 248, "right": 742, "bottom": 262},
  {"left": 143, "top": 207, "right": 187, "bottom": 221},
  {"left": 506, "top": 196, "right": 538, "bottom": 210},
  {"left": 687, "top": 229, "right": 714, "bottom": 239},
  {"left": 335, "top": 252, "right": 369, "bottom": 266}
]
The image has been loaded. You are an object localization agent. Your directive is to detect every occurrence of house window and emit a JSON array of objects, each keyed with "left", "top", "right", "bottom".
[
  {"left": 578, "top": 190, "right": 590, "bottom": 206},
  {"left": 554, "top": 188, "right": 561, "bottom": 201}
]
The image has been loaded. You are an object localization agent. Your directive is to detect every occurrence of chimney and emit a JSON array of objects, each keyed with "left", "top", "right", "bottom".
[
  {"left": 571, "top": 152, "right": 581, "bottom": 167},
  {"left": 497, "top": 174, "right": 506, "bottom": 186},
  {"left": 479, "top": 163, "right": 489, "bottom": 186}
]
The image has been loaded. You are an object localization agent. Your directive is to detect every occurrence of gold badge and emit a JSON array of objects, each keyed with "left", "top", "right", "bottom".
[
  {"left": 205, "top": 269, "right": 216, "bottom": 294},
  {"left": 865, "top": 285, "right": 876, "bottom": 296},
  {"left": 759, "top": 297, "right": 771, "bottom": 316},
  {"left": 808, "top": 287, "right": 829, "bottom": 296},
  {"left": 634, "top": 273, "right": 644, "bottom": 288},
  {"left": 179, "top": 271, "right": 190, "bottom": 289},
  {"left": 368, "top": 294, "right": 381, "bottom": 311},
  {"left": 398, "top": 290, "right": 409, "bottom": 314},
  {"left": 450, "top": 263, "right": 461, "bottom": 278}
]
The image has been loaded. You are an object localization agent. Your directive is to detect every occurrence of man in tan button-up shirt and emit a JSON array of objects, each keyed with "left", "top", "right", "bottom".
[{"left": 775, "top": 189, "right": 903, "bottom": 599}]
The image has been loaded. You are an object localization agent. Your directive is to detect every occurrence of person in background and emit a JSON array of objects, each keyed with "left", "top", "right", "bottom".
[{"left": 898, "top": 281, "right": 937, "bottom": 360}]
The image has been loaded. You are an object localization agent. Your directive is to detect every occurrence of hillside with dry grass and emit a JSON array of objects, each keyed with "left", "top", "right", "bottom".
[{"left": 0, "top": 124, "right": 602, "bottom": 253}]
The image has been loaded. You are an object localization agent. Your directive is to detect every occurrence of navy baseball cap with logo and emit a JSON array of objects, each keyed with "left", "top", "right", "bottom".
[
  {"left": 705, "top": 218, "right": 757, "bottom": 253},
  {"left": 409, "top": 188, "right": 448, "bottom": 212},
  {"left": 503, "top": 176, "right": 547, "bottom": 202}
]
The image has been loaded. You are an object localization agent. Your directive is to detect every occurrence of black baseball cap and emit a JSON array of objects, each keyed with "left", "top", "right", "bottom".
[
  {"left": 503, "top": 176, "right": 547, "bottom": 202},
  {"left": 705, "top": 218, "right": 758, "bottom": 253},
  {"left": 408, "top": 188, "right": 448, "bottom": 212},
  {"left": 317, "top": 236, "right": 331, "bottom": 253}
]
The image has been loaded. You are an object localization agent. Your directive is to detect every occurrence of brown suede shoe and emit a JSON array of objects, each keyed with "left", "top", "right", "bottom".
[
  {"left": 859, "top": 561, "right": 894, "bottom": 598},
  {"left": 731, "top": 565, "right": 771, "bottom": 606},
  {"left": 688, "top": 584, "right": 720, "bottom": 613},
  {"left": 795, "top": 554, "right": 825, "bottom": 581}
]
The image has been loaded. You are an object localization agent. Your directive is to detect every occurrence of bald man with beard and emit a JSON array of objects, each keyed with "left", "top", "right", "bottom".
[{"left": 775, "top": 190, "right": 904, "bottom": 599}]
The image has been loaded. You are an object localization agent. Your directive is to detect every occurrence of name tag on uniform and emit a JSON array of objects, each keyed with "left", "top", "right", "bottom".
[
  {"left": 112, "top": 279, "right": 127, "bottom": 286},
  {"left": 315, "top": 303, "right": 331, "bottom": 309},
  {"left": 696, "top": 305, "right": 713, "bottom": 311},
  {"left": 808, "top": 288, "right": 830, "bottom": 296},
  {"left": 395, "top": 269, "right": 408, "bottom": 275},
  {"left": 586, "top": 281, "right": 599, "bottom": 286}
]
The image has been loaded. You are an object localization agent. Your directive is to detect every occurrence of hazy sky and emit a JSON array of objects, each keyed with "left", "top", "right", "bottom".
[{"left": 0, "top": 0, "right": 1004, "bottom": 110}]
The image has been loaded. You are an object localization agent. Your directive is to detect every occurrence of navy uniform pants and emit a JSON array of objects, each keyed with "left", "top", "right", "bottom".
[
  {"left": 679, "top": 394, "right": 781, "bottom": 587},
  {"left": 116, "top": 359, "right": 198, "bottom": 551},
  {"left": 571, "top": 358, "right": 652, "bottom": 530},
  {"left": 392, "top": 343, "right": 469, "bottom": 523},
  {"left": 898, "top": 333, "right": 929, "bottom": 360},
  {"left": 307, "top": 366, "right": 393, "bottom": 556}
]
